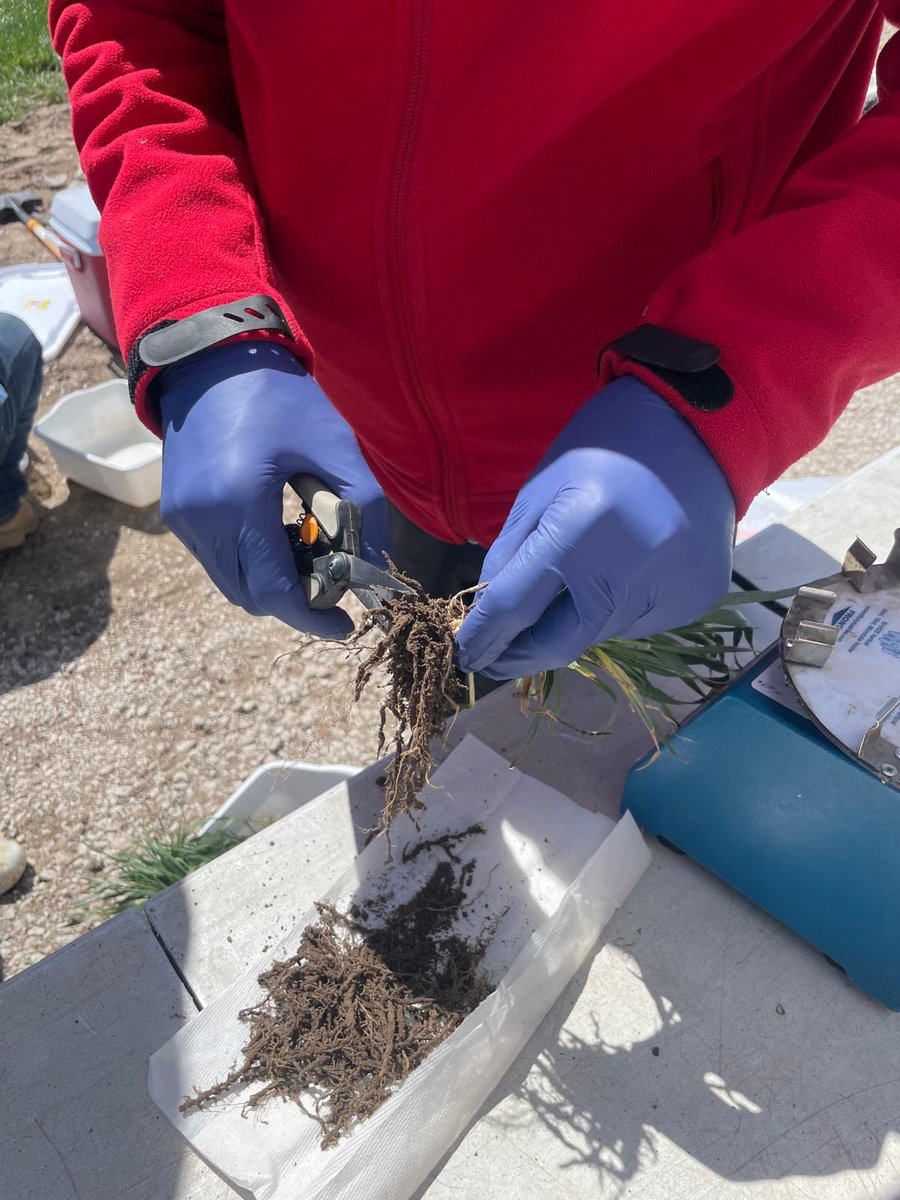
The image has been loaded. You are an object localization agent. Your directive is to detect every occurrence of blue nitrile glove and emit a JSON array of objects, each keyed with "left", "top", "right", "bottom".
[
  {"left": 158, "top": 341, "right": 389, "bottom": 637},
  {"left": 455, "top": 377, "right": 735, "bottom": 680}
]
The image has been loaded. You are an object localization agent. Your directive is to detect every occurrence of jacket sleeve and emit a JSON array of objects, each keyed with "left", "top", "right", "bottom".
[
  {"left": 600, "top": 15, "right": 900, "bottom": 518},
  {"left": 49, "top": 0, "right": 310, "bottom": 433}
]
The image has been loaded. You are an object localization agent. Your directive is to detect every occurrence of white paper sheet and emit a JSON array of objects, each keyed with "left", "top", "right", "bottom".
[{"left": 149, "top": 735, "right": 650, "bottom": 1200}]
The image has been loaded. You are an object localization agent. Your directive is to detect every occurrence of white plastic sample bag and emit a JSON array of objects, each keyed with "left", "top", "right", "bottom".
[{"left": 149, "top": 735, "right": 651, "bottom": 1199}]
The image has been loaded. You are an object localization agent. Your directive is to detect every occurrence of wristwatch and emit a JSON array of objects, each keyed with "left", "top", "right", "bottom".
[
  {"left": 602, "top": 323, "right": 734, "bottom": 412},
  {"left": 127, "top": 295, "right": 293, "bottom": 401}
]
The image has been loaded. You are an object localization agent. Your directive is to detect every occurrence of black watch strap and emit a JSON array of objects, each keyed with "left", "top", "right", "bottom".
[
  {"left": 602, "top": 322, "right": 734, "bottom": 412},
  {"left": 128, "top": 295, "right": 293, "bottom": 402}
]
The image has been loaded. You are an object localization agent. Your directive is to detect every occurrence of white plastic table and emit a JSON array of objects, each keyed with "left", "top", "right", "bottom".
[{"left": 3, "top": 449, "right": 898, "bottom": 1200}]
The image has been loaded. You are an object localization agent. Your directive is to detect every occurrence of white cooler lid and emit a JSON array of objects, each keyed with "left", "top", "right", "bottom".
[
  {"left": 0, "top": 263, "right": 81, "bottom": 361},
  {"left": 49, "top": 184, "right": 102, "bottom": 254}
]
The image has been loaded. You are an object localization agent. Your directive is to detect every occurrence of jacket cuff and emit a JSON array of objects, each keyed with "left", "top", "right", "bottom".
[
  {"left": 598, "top": 346, "right": 769, "bottom": 521},
  {"left": 127, "top": 291, "right": 313, "bottom": 437}
]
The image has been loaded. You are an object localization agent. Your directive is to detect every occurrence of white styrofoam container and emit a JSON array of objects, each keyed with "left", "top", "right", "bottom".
[
  {"left": 198, "top": 760, "right": 361, "bottom": 839},
  {"left": 49, "top": 185, "right": 102, "bottom": 252},
  {"left": 34, "top": 378, "right": 162, "bottom": 507}
]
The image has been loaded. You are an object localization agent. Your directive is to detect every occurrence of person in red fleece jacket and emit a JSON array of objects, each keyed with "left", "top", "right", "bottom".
[{"left": 50, "top": 3, "right": 899, "bottom": 679}]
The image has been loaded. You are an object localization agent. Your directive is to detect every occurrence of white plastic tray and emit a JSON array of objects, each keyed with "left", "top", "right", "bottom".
[
  {"left": 0, "top": 263, "right": 80, "bottom": 361},
  {"left": 35, "top": 378, "right": 162, "bottom": 507},
  {"left": 198, "top": 760, "right": 361, "bottom": 838}
]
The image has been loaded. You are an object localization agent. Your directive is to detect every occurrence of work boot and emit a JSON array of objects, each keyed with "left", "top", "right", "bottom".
[
  {"left": 0, "top": 835, "right": 27, "bottom": 895},
  {"left": 0, "top": 498, "right": 39, "bottom": 550}
]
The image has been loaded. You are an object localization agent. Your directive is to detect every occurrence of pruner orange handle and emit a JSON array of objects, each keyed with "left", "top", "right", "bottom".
[{"left": 298, "top": 513, "right": 319, "bottom": 545}]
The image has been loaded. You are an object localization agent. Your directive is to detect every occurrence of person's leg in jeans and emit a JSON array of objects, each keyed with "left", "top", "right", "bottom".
[{"left": 0, "top": 315, "right": 42, "bottom": 540}]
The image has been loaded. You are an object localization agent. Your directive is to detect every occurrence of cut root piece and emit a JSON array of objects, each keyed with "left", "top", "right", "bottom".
[{"left": 350, "top": 566, "right": 473, "bottom": 838}]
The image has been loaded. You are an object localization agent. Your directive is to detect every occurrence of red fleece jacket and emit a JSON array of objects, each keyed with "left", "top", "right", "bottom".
[{"left": 50, "top": 2, "right": 898, "bottom": 543}]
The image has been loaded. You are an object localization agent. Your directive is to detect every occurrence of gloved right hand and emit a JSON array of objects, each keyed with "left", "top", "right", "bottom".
[{"left": 157, "top": 340, "right": 389, "bottom": 637}]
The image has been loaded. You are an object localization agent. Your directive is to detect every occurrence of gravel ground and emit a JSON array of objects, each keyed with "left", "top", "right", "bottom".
[
  {"left": 0, "top": 106, "right": 386, "bottom": 981},
  {"left": 0, "top": 433, "right": 386, "bottom": 980},
  {"left": 1, "top": 101, "right": 898, "bottom": 983},
  {"left": 0, "top": 432, "right": 387, "bottom": 979}
]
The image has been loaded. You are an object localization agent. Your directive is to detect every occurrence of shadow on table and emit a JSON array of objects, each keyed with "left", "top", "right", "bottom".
[
  {"left": 412, "top": 920, "right": 899, "bottom": 1199},
  {"left": 0, "top": 479, "right": 166, "bottom": 694}
]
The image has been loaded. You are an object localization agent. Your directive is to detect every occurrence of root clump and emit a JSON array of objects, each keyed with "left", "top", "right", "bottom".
[
  {"left": 349, "top": 567, "right": 472, "bottom": 835},
  {"left": 181, "top": 825, "right": 495, "bottom": 1148}
]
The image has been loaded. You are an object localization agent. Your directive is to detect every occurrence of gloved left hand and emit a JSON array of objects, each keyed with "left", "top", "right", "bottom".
[{"left": 455, "top": 376, "right": 735, "bottom": 680}]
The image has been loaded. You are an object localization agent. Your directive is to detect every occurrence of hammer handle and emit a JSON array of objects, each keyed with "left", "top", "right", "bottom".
[
  {"left": 6, "top": 194, "right": 64, "bottom": 261},
  {"left": 22, "top": 217, "right": 63, "bottom": 261}
]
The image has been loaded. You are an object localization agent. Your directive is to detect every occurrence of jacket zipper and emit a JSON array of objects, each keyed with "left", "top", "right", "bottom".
[
  {"left": 709, "top": 154, "right": 724, "bottom": 239},
  {"left": 387, "top": 1, "right": 464, "bottom": 538}
]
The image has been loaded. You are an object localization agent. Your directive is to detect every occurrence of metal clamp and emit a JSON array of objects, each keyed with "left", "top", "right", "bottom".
[
  {"left": 859, "top": 697, "right": 900, "bottom": 789},
  {"left": 782, "top": 586, "right": 838, "bottom": 667},
  {"left": 842, "top": 529, "right": 900, "bottom": 594}
]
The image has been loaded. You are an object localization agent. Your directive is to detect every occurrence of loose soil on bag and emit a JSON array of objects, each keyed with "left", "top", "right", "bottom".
[{"left": 181, "top": 824, "right": 499, "bottom": 1147}]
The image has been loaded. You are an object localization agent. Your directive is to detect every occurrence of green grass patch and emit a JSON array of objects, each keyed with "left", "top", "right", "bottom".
[
  {"left": 86, "top": 825, "right": 245, "bottom": 916},
  {"left": 0, "top": 0, "right": 67, "bottom": 124}
]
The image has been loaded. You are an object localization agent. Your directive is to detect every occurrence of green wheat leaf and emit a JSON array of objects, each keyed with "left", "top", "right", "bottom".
[{"left": 516, "top": 581, "right": 799, "bottom": 750}]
